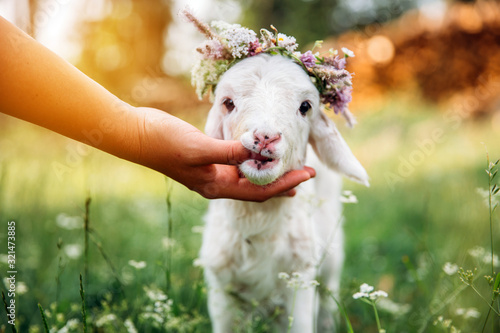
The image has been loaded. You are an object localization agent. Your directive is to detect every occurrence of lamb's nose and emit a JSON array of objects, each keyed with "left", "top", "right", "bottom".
[{"left": 253, "top": 131, "right": 281, "bottom": 153}]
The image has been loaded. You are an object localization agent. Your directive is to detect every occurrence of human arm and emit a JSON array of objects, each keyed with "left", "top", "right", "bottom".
[{"left": 0, "top": 16, "right": 314, "bottom": 201}]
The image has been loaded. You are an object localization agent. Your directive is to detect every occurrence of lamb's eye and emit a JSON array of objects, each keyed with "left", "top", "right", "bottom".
[
  {"left": 299, "top": 101, "right": 311, "bottom": 116},
  {"left": 222, "top": 98, "right": 235, "bottom": 113}
]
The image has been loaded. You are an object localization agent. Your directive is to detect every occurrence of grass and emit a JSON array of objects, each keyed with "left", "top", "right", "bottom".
[{"left": 0, "top": 96, "right": 499, "bottom": 332}]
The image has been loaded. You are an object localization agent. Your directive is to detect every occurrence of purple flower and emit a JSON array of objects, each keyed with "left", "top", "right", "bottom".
[
  {"left": 324, "top": 55, "right": 346, "bottom": 70},
  {"left": 248, "top": 39, "right": 262, "bottom": 56},
  {"left": 321, "top": 86, "right": 352, "bottom": 115},
  {"left": 300, "top": 51, "right": 316, "bottom": 68},
  {"left": 196, "top": 39, "right": 231, "bottom": 60}
]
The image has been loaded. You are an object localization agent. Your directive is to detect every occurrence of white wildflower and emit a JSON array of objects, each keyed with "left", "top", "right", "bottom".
[
  {"left": 353, "top": 292, "right": 368, "bottom": 299},
  {"left": 309, "top": 280, "right": 320, "bottom": 287},
  {"left": 96, "top": 314, "right": 117, "bottom": 327},
  {"left": 16, "top": 281, "right": 28, "bottom": 295},
  {"left": 58, "top": 326, "right": 69, "bottom": 333},
  {"left": 468, "top": 246, "right": 486, "bottom": 258},
  {"left": 353, "top": 283, "right": 388, "bottom": 302},
  {"left": 63, "top": 244, "right": 82, "bottom": 260},
  {"left": 66, "top": 318, "right": 79, "bottom": 329},
  {"left": 377, "top": 298, "right": 411, "bottom": 316},
  {"left": 277, "top": 33, "right": 298, "bottom": 52},
  {"left": 124, "top": 318, "right": 138, "bottom": 333},
  {"left": 128, "top": 260, "right": 147, "bottom": 269},
  {"left": 341, "top": 47, "right": 355, "bottom": 58},
  {"left": 434, "top": 316, "right": 456, "bottom": 330},
  {"left": 455, "top": 307, "right": 481, "bottom": 319},
  {"left": 140, "top": 312, "right": 164, "bottom": 325},
  {"left": 154, "top": 299, "right": 173, "bottom": 314},
  {"left": 56, "top": 313, "right": 65, "bottom": 323},
  {"left": 56, "top": 213, "right": 83, "bottom": 230},
  {"left": 340, "top": 190, "right": 358, "bottom": 203},
  {"left": 360, "top": 283, "right": 374, "bottom": 294},
  {"left": 482, "top": 253, "right": 500, "bottom": 266},
  {"left": 144, "top": 286, "right": 168, "bottom": 302},
  {"left": 443, "top": 262, "right": 459, "bottom": 275},
  {"left": 161, "top": 237, "right": 176, "bottom": 249},
  {"left": 369, "top": 290, "right": 388, "bottom": 300},
  {"left": 279, "top": 271, "right": 319, "bottom": 290}
]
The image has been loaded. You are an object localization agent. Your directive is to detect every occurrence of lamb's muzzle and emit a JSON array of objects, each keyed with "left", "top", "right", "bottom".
[{"left": 241, "top": 130, "right": 282, "bottom": 172}]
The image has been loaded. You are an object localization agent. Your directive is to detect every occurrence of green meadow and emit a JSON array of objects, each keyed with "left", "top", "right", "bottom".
[{"left": 1, "top": 95, "right": 499, "bottom": 332}]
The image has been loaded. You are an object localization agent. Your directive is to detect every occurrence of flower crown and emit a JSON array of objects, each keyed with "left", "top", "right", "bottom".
[{"left": 182, "top": 9, "right": 356, "bottom": 126}]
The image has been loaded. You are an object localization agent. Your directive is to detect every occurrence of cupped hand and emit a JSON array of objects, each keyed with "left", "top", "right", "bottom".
[{"left": 134, "top": 107, "right": 315, "bottom": 201}]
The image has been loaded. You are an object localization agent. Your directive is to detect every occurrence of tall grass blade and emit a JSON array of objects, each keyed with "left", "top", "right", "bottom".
[
  {"left": 83, "top": 197, "right": 91, "bottom": 291},
  {"left": 79, "top": 274, "right": 88, "bottom": 333},
  {"left": 55, "top": 238, "right": 64, "bottom": 305},
  {"left": 38, "top": 303, "right": 50, "bottom": 333},
  {"left": 494, "top": 272, "right": 500, "bottom": 292},
  {"left": 165, "top": 178, "right": 174, "bottom": 294},
  {"left": 483, "top": 152, "right": 499, "bottom": 333},
  {"left": 88, "top": 232, "right": 125, "bottom": 296},
  {"left": 324, "top": 288, "right": 354, "bottom": 333}
]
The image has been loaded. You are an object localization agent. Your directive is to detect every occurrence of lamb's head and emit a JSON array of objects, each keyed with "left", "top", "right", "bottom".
[{"left": 205, "top": 54, "right": 369, "bottom": 186}]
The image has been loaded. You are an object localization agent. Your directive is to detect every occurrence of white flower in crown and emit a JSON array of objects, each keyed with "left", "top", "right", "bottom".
[
  {"left": 211, "top": 21, "right": 258, "bottom": 58},
  {"left": 341, "top": 47, "right": 355, "bottom": 58},
  {"left": 277, "top": 33, "right": 298, "bottom": 52}
]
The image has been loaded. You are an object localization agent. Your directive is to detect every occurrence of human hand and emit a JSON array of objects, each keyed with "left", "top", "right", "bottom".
[{"left": 133, "top": 107, "right": 315, "bottom": 201}]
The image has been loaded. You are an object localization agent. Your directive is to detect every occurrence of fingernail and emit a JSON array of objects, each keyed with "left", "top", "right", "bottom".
[{"left": 307, "top": 168, "right": 316, "bottom": 178}]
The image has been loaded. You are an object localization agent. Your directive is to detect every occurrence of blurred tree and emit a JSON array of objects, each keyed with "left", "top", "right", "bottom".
[
  {"left": 76, "top": 0, "right": 171, "bottom": 99},
  {"left": 234, "top": 0, "right": 416, "bottom": 45}
]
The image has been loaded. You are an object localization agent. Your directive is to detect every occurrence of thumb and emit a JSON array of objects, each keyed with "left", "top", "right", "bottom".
[{"left": 204, "top": 139, "right": 251, "bottom": 166}]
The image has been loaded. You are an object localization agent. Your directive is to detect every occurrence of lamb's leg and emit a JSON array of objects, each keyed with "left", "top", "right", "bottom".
[
  {"left": 207, "top": 286, "right": 236, "bottom": 333},
  {"left": 287, "top": 285, "right": 317, "bottom": 333}
]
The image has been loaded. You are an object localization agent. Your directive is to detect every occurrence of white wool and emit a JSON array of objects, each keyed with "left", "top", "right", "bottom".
[{"left": 201, "top": 54, "right": 368, "bottom": 332}]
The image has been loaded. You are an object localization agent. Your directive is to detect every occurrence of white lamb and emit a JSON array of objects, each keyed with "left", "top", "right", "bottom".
[{"left": 199, "top": 54, "right": 369, "bottom": 332}]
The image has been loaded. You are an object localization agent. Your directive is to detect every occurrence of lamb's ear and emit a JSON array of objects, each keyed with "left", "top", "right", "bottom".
[
  {"left": 309, "top": 112, "right": 369, "bottom": 186},
  {"left": 204, "top": 104, "right": 224, "bottom": 139}
]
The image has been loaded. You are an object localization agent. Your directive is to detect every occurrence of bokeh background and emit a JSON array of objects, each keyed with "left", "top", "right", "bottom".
[{"left": 1, "top": 0, "right": 500, "bottom": 332}]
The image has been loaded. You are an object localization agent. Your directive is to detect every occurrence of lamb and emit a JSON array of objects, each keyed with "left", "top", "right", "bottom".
[
  {"left": 182, "top": 10, "right": 369, "bottom": 332},
  {"left": 197, "top": 53, "right": 369, "bottom": 333}
]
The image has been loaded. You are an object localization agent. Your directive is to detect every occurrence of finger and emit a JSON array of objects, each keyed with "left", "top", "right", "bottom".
[
  {"left": 215, "top": 168, "right": 313, "bottom": 202},
  {"left": 275, "top": 188, "right": 297, "bottom": 197},
  {"left": 196, "top": 139, "right": 251, "bottom": 166},
  {"left": 302, "top": 166, "right": 316, "bottom": 178}
]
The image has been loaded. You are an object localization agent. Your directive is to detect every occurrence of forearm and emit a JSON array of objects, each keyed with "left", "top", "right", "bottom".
[
  {"left": 0, "top": 16, "right": 314, "bottom": 201},
  {"left": 0, "top": 16, "right": 140, "bottom": 162}
]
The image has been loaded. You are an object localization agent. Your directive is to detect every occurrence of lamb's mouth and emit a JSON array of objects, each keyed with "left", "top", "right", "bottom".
[
  {"left": 238, "top": 152, "right": 283, "bottom": 185},
  {"left": 245, "top": 152, "right": 279, "bottom": 171}
]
